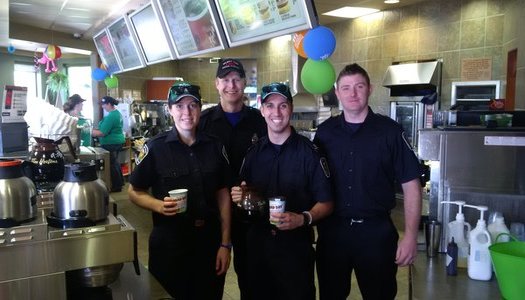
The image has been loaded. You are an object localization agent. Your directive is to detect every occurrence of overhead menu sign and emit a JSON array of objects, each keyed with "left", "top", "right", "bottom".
[
  {"left": 215, "top": 0, "right": 317, "bottom": 47},
  {"left": 155, "top": 0, "right": 227, "bottom": 58}
]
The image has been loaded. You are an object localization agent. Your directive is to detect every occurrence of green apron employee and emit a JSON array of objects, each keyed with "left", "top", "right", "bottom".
[{"left": 92, "top": 96, "right": 125, "bottom": 192}]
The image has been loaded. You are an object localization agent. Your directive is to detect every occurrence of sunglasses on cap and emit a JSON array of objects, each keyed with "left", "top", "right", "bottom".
[
  {"left": 261, "top": 82, "right": 293, "bottom": 103},
  {"left": 168, "top": 83, "right": 201, "bottom": 104}
]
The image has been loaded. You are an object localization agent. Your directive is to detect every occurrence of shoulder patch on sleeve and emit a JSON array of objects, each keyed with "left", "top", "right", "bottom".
[
  {"left": 135, "top": 144, "right": 149, "bottom": 165},
  {"left": 320, "top": 157, "right": 331, "bottom": 178}
]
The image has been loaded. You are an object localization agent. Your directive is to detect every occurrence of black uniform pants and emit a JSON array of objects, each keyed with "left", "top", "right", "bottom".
[
  {"left": 231, "top": 217, "right": 251, "bottom": 300},
  {"left": 101, "top": 144, "right": 124, "bottom": 191},
  {"left": 246, "top": 226, "right": 315, "bottom": 300},
  {"left": 148, "top": 221, "right": 225, "bottom": 300},
  {"left": 316, "top": 215, "right": 399, "bottom": 300}
]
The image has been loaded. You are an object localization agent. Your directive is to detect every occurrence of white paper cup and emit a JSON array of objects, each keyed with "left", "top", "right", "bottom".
[
  {"left": 168, "top": 189, "right": 188, "bottom": 213},
  {"left": 269, "top": 196, "right": 286, "bottom": 225}
]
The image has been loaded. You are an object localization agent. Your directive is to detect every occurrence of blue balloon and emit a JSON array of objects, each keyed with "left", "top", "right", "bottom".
[
  {"left": 7, "top": 44, "right": 15, "bottom": 54},
  {"left": 303, "top": 26, "right": 336, "bottom": 61},
  {"left": 92, "top": 68, "right": 108, "bottom": 81}
]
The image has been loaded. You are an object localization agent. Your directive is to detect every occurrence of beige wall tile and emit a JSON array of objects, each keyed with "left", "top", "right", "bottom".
[
  {"left": 400, "top": 5, "right": 419, "bottom": 31},
  {"left": 462, "top": 0, "right": 487, "bottom": 20},
  {"left": 383, "top": 10, "right": 400, "bottom": 34},
  {"left": 487, "top": 0, "right": 505, "bottom": 16},
  {"left": 461, "top": 19, "right": 486, "bottom": 49},
  {"left": 439, "top": 0, "right": 462, "bottom": 23},
  {"left": 438, "top": 23, "right": 460, "bottom": 51},
  {"left": 353, "top": 19, "right": 368, "bottom": 40},
  {"left": 398, "top": 29, "right": 418, "bottom": 57},
  {"left": 367, "top": 37, "right": 382, "bottom": 60},
  {"left": 418, "top": 1, "right": 441, "bottom": 28},
  {"left": 353, "top": 38, "right": 368, "bottom": 61},
  {"left": 418, "top": 27, "right": 438, "bottom": 55},
  {"left": 486, "top": 15, "right": 503, "bottom": 46},
  {"left": 441, "top": 51, "right": 461, "bottom": 80},
  {"left": 364, "top": 13, "right": 383, "bottom": 37},
  {"left": 383, "top": 33, "right": 399, "bottom": 58}
]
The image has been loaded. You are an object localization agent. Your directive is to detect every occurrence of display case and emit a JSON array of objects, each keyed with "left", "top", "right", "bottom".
[{"left": 451, "top": 80, "right": 501, "bottom": 110}]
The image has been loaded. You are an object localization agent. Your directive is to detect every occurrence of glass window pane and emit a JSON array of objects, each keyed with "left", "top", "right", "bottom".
[{"left": 67, "top": 66, "right": 93, "bottom": 121}]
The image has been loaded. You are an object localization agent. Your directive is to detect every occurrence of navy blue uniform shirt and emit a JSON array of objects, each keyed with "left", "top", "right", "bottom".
[
  {"left": 240, "top": 129, "right": 332, "bottom": 216},
  {"left": 199, "top": 103, "right": 267, "bottom": 185},
  {"left": 129, "top": 128, "right": 230, "bottom": 227},
  {"left": 314, "top": 107, "right": 420, "bottom": 218}
]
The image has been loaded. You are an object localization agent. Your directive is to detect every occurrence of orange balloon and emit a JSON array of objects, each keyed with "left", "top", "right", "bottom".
[
  {"left": 293, "top": 30, "right": 308, "bottom": 58},
  {"left": 100, "top": 63, "right": 108, "bottom": 71}
]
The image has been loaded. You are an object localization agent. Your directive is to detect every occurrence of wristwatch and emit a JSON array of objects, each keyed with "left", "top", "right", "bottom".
[{"left": 302, "top": 211, "right": 312, "bottom": 227}]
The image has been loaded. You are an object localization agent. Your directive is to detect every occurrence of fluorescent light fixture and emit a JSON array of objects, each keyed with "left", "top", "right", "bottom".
[
  {"left": 322, "top": 7, "right": 379, "bottom": 19},
  {"left": 384, "top": 0, "right": 400, "bottom": 4}
]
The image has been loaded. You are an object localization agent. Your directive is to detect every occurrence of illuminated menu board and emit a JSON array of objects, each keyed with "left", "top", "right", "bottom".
[
  {"left": 128, "top": 3, "right": 176, "bottom": 64},
  {"left": 154, "top": 0, "right": 227, "bottom": 58},
  {"left": 214, "top": 0, "right": 317, "bottom": 47},
  {"left": 93, "top": 29, "right": 122, "bottom": 74},
  {"left": 107, "top": 16, "right": 146, "bottom": 72}
]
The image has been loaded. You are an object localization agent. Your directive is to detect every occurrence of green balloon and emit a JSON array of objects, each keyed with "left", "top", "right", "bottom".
[
  {"left": 300, "top": 59, "right": 336, "bottom": 94},
  {"left": 104, "top": 75, "right": 119, "bottom": 88}
]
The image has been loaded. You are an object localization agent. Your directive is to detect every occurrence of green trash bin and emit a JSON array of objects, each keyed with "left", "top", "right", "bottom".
[{"left": 489, "top": 234, "right": 525, "bottom": 300}]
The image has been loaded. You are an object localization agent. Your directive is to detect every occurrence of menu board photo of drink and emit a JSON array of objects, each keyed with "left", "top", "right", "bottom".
[
  {"left": 93, "top": 29, "right": 122, "bottom": 74},
  {"left": 154, "top": 0, "right": 227, "bottom": 58},
  {"left": 107, "top": 16, "right": 146, "bottom": 72},
  {"left": 128, "top": 3, "right": 176, "bottom": 65},
  {"left": 214, "top": 0, "right": 317, "bottom": 47}
]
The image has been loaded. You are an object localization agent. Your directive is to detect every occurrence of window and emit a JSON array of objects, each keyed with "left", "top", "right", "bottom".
[
  {"left": 14, "top": 63, "right": 42, "bottom": 104},
  {"left": 67, "top": 66, "right": 93, "bottom": 121}
]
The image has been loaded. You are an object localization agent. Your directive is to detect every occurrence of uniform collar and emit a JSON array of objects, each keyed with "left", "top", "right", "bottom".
[
  {"left": 165, "top": 127, "right": 210, "bottom": 145},
  {"left": 260, "top": 127, "right": 298, "bottom": 150},
  {"left": 338, "top": 106, "right": 376, "bottom": 128},
  {"left": 211, "top": 102, "right": 249, "bottom": 121}
]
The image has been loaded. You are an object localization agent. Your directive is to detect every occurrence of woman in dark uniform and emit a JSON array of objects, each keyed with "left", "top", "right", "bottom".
[{"left": 128, "top": 82, "right": 232, "bottom": 299}]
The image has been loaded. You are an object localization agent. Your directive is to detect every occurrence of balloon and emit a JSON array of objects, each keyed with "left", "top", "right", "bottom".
[
  {"left": 100, "top": 63, "right": 107, "bottom": 71},
  {"left": 46, "top": 45, "right": 62, "bottom": 60},
  {"left": 7, "top": 44, "right": 15, "bottom": 54},
  {"left": 303, "top": 26, "right": 336, "bottom": 61},
  {"left": 92, "top": 68, "right": 108, "bottom": 81},
  {"left": 104, "top": 75, "right": 119, "bottom": 88},
  {"left": 293, "top": 30, "right": 308, "bottom": 58},
  {"left": 300, "top": 59, "right": 336, "bottom": 94}
]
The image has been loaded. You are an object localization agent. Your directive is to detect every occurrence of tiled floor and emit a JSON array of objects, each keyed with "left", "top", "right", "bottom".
[{"left": 111, "top": 183, "right": 411, "bottom": 299}]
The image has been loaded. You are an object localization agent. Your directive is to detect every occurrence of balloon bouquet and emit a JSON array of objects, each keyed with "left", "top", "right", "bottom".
[
  {"left": 34, "top": 45, "right": 62, "bottom": 73},
  {"left": 91, "top": 64, "right": 119, "bottom": 89},
  {"left": 293, "top": 26, "right": 337, "bottom": 95}
]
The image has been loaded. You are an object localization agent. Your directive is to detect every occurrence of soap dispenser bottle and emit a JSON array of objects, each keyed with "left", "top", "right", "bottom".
[
  {"left": 441, "top": 201, "right": 471, "bottom": 268},
  {"left": 487, "top": 212, "right": 510, "bottom": 243},
  {"left": 464, "top": 205, "right": 492, "bottom": 281}
]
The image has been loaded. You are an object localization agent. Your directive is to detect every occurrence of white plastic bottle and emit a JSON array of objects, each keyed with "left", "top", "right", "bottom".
[
  {"left": 441, "top": 201, "right": 471, "bottom": 268},
  {"left": 488, "top": 214, "right": 510, "bottom": 243},
  {"left": 464, "top": 205, "right": 492, "bottom": 281}
]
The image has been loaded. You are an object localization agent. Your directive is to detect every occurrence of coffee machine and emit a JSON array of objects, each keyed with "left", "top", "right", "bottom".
[{"left": 0, "top": 165, "right": 138, "bottom": 300}]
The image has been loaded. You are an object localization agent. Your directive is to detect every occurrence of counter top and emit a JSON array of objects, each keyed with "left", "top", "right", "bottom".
[{"left": 411, "top": 252, "right": 501, "bottom": 300}]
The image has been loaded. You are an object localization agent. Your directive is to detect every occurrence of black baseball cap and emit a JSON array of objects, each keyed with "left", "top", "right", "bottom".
[
  {"left": 100, "top": 96, "right": 118, "bottom": 105},
  {"left": 261, "top": 82, "right": 293, "bottom": 104},
  {"left": 68, "top": 94, "right": 86, "bottom": 106},
  {"left": 216, "top": 58, "right": 246, "bottom": 78},
  {"left": 168, "top": 82, "right": 201, "bottom": 104}
]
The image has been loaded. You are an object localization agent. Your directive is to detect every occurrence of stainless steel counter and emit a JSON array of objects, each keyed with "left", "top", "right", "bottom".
[{"left": 412, "top": 251, "right": 501, "bottom": 300}]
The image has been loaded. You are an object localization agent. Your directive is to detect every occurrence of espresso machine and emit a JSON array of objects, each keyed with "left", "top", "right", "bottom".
[{"left": 0, "top": 160, "right": 138, "bottom": 299}]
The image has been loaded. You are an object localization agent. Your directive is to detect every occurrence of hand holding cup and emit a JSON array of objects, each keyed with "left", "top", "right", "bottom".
[{"left": 164, "top": 189, "right": 188, "bottom": 215}]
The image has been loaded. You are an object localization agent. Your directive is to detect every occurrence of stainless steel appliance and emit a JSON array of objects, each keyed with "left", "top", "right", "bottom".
[
  {"left": 383, "top": 60, "right": 442, "bottom": 149},
  {"left": 0, "top": 208, "right": 137, "bottom": 299},
  {"left": 451, "top": 80, "right": 501, "bottom": 110},
  {"left": 0, "top": 159, "right": 36, "bottom": 227},
  {"left": 75, "top": 146, "right": 111, "bottom": 191},
  {"left": 418, "top": 128, "right": 525, "bottom": 252}
]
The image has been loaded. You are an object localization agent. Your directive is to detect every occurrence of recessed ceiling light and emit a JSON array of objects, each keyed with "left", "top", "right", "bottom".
[
  {"left": 322, "top": 7, "right": 379, "bottom": 19},
  {"left": 384, "top": 0, "right": 400, "bottom": 4}
]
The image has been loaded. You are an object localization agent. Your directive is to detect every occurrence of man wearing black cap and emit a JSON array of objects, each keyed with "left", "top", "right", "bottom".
[
  {"left": 128, "top": 82, "right": 232, "bottom": 299},
  {"left": 92, "top": 96, "right": 125, "bottom": 192},
  {"left": 230, "top": 82, "right": 333, "bottom": 300},
  {"left": 199, "top": 58, "right": 266, "bottom": 299}
]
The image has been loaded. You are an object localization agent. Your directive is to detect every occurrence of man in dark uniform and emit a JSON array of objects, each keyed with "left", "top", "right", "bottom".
[
  {"left": 199, "top": 58, "right": 266, "bottom": 299},
  {"left": 128, "top": 82, "right": 232, "bottom": 299},
  {"left": 231, "top": 82, "right": 333, "bottom": 300},
  {"left": 314, "top": 63, "right": 422, "bottom": 300}
]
